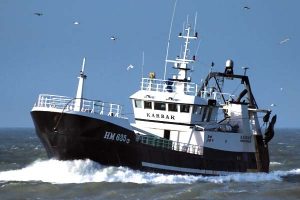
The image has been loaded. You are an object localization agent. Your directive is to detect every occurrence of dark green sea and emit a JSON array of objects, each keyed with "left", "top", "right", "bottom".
[{"left": 0, "top": 128, "right": 299, "bottom": 200}]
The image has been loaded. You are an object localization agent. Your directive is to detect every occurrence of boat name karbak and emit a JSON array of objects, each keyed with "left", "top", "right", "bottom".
[{"left": 146, "top": 113, "right": 175, "bottom": 120}]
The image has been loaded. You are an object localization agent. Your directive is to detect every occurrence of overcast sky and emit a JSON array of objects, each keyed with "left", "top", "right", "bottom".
[{"left": 0, "top": 0, "right": 299, "bottom": 128}]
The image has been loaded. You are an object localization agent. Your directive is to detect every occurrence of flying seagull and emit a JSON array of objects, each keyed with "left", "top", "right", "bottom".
[
  {"left": 243, "top": 6, "right": 250, "bottom": 10},
  {"left": 34, "top": 12, "right": 43, "bottom": 16},
  {"left": 279, "top": 38, "right": 290, "bottom": 45},
  {"left": 127, "top": 64, "right": 134, "bottom": 71},
  {"left": 73, "top": 21, "right": 80, "bottom": 25},
  {"left": 110, "top": 36, "right": 117, "bottom": 41}
]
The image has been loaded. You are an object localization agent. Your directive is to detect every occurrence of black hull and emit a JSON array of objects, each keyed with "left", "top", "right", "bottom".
[{"left": 31, "top": 111, "right": 269, "bottom": 175}]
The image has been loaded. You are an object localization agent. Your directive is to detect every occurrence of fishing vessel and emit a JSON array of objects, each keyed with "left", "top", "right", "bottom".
[{"left": 31, "top": 22, "right": 276, "bottom": 176}]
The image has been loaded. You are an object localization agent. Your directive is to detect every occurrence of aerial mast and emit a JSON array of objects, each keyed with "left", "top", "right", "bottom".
[
  {"left": 166, "top": 22, "right": 198, "bottom": 82},
  {"left": 74, "top": 57, "right": 87, "bottom": 112}
]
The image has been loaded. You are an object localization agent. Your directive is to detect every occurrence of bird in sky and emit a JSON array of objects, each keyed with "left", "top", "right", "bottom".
[
  {"left": 243, "top": 6, "right": 250, "bottom": 10},
  {"left": 34, "top": 12, "right": 43, "bottom": 16},
  {"left": 127, "top": 64, "right": 134, "bottom": 71},
  {"left": 110, "top": 36, "right": 117, "bottom": 41},
  {"left": 279, "top": 38, "right": 290, "bottom": 45},
  {"left": 73, "top": 21, "right": 80, "bottom": 25}
]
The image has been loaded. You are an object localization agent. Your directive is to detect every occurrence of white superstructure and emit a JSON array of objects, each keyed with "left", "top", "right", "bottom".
[
  {"left": 129, "top": 23, "right": 270, "bottom": 155},
  {"left": 131, "top": 25, "right": 204, "bottom": 146}
]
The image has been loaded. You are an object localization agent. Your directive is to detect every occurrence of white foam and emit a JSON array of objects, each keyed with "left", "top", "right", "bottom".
[
  {"left": 270, "top": 161, "right": 282, "bottom": 165},
  {"left": 0, "top": 159, "right": 299, "bottom": 184}
]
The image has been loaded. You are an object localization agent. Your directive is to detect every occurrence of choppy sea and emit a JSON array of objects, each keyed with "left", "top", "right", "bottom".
[{"left": 0, "top": 128, "right": 299, "bottom": 200}]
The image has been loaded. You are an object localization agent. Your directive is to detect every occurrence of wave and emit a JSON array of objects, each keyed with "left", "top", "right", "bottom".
[{"left": 0, "top": 159, "right": 299, "bottom": 184}]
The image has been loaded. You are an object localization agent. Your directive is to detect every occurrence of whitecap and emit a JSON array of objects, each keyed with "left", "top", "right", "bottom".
[{"left": 270, "top": 162, "right": 282, "bottom": 165}]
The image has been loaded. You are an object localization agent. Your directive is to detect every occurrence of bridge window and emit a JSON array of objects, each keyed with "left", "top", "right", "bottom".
[
  {"left": 201, "top": 107, "right": 208, "bottom": 121},
  {"left": 144, "top": 101, "right": 152, "bottom": 109},
  {"left": 154, "top": 102, "right": 166, "bottom": 110},
  {"left": 206, "top": 107, "right": 213, "bottom": 122},
  {"left": 193, "top": 106, "right": 202, "bottom": 114},
  {"left": 168, "top": 103, "right": 178, "bottom": 112},
  {"left": 164, "top": 130, "right": 170, "bottom": 139},
  {"left": 200, "top": 106, "right": 214, "bottom": 122},
  {"left": 180, "top": 104, "right": 190, "bottom": 113},
  {"left": 134, "top": 100, "right": 142, "bottom": 108}
]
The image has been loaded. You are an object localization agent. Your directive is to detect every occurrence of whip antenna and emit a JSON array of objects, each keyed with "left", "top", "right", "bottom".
[
  {"left": 163, "top": 0, "right": 177, "bottom": 80},
  {"left": 141, "top": 51, "right": 145, "bottom": 79},
  {"left": 194, "top": 12, "right": 198, "bottom": 34}
]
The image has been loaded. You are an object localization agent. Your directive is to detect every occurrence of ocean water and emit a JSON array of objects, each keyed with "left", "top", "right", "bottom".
[{"left": 0, "top": 128, "right": 299, "bottom": 200}]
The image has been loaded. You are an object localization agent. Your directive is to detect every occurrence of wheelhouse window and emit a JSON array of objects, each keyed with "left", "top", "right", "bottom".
[
  {"left": 154, "top": 102, "right": 166, "bottom": 111},
  {"left": 144, "top": 101, "right": 152, "bottom": 109},
  {"left": 193, "top": 106, "right": 202, "bottom": 114},
  {"left": 164, "top": 130, "right": 170, "bottom": 140},
  {"left": 168, "top": 103, "right": 178, "bottom": 112},
  {"left": 206, "top": 107, "right": 213, "bottom": 122},
  {"left": 134, "top": 100, "right": 142, "bottom": 108},
  {"left": 201, "top": 107, "right": 208, "bottom": 121},
  {"left": 180, "top": 104, "right": 190, "bottom": 113}
]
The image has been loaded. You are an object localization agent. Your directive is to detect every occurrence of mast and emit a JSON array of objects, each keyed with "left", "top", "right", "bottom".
[
  {"left": 74, "top": 57, "right": 87, "bottom": 112},
  {"left": 166, "top": 24, "right": 198, "bottom": 82}
]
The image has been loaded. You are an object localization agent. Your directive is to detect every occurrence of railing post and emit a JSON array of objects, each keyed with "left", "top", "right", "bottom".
[
  {"left": 100, "top": 102, "right": 104, "bottom": 115},
  {"left": 92, "top": 101, "right": 95, "bottom": 113},
  {"left": 109, "top": 104, "right": 112, "bottom": 115},
  {"left": 39, "top": 96, "right": 43, "bottom": 107},
  {"left": 116, "top": 104, "right": 120, "bottom": 117}
]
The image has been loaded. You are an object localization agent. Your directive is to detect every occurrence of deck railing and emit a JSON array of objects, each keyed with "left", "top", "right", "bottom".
[
  {"left": 33, "top": 94, "right": 126, "bottom": 118},
  {"left": 141, "top": 78, "right": 200, "bottom": 96},
  {"left": 140, "top": 78, "right": 235, "bottom": 102},
  {"left": 136, "top": 134, "right": 203, "bottom": 155}
]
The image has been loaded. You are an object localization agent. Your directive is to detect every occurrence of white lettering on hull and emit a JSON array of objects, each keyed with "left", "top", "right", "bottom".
[
  {"left": 240, "top": 135, "right": 252, "bottom": 143},
  {"left": 103, "top": 131, "right": 130, "bottom": 144}
]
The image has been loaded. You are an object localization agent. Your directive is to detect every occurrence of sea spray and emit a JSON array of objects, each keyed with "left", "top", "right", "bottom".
[{"left": 0, "top": 159, "right": 299, "bottom": 184}]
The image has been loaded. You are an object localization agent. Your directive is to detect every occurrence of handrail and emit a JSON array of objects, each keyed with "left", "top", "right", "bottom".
[
  {"left": 141, "top": 78, "right": 200, "bottom": 96},
  {"left": 136, "top": 134, "right": 203, "bottom": 155},
  {"left": 33, "top": 94, "right": 127, "bottom": 119},
  {"left": 140, "top": 78, "right": 235, "bottom": 102}
]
